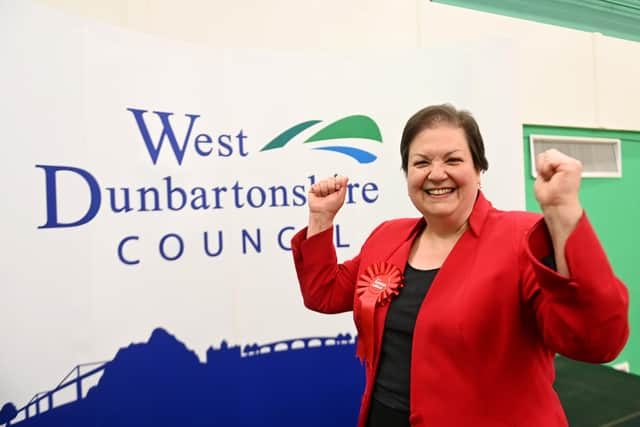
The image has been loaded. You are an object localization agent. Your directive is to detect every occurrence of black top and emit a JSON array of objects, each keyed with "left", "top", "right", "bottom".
[
  {"left": 370, "top": 254, "right": 556, "bottom": 413},
  {"left": 371, "top": 264, "right": 438, "bottom": 411}
]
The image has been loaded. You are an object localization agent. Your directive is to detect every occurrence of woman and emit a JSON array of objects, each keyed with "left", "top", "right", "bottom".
[{"left": 291, "top": 104, "right": 629, "bottom": 427}]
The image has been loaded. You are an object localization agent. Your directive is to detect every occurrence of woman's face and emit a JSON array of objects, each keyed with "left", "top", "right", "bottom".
[{"left": 406, "top": 124, "right": 480, "bottom": 227}]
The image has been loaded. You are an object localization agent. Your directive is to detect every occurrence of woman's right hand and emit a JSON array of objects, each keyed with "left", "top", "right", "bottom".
[{"left": 306, "top": 175, "right": 349, "bottom": 238}]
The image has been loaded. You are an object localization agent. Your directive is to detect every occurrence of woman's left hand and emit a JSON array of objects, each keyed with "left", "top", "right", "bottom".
[
  {"left": 534, "top": 149, "right": 583, "bottom": 219},
  {"left": 534, "top": 149, "right": 584, "bottom": 275}
]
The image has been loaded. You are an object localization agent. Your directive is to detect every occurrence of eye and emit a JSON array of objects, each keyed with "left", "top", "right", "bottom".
[
  {"left": 446, "top": 157, "right": 463, "bottom": 164},
  {"left": 413, "top": 160, "right": 430, "bottom": 167}
]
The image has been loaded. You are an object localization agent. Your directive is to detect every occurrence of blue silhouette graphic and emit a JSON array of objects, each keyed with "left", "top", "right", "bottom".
[
  {"left": 1, "top": 328, "right": 365, "bottom": 427},
  {"left": 4, "top": 329, "right": 640, "bottom": 426}
]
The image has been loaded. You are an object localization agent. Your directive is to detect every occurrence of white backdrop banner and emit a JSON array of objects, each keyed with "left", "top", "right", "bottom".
[{"left": 0, "top": 2, "right": 522, "bottom": 425}]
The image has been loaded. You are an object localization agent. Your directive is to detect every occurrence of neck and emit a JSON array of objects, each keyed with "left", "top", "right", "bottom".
[{"left": 422, "top": 219, "right": 468, "bottom": 240}]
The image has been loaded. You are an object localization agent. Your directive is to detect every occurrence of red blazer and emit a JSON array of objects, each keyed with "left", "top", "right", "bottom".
[{"left": 291, "top": 192, "right": 629, "bottom": 427}]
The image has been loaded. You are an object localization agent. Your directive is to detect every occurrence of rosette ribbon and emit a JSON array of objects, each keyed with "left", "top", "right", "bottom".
[{"left": 356, "top": 262, "right": 403, "bottom": 363}]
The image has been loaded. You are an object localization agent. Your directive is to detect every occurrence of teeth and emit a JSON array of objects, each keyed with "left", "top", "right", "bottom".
[{"left": 426, "top": 188, "right": 453, "bottom": 195}]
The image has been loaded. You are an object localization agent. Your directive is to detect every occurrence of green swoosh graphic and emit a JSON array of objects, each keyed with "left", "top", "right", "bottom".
[
  {"left": 305, "top": 115, "right": 382, "bottom": 143},
  {"left": 260, "top": 120, "right": 322, "bottom": 151}
]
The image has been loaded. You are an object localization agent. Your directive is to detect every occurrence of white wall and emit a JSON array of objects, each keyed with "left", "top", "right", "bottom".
[
  {"left": 31, "top": 0, "right": 640, "bottom": 131},
  {"left": 2, "top": 0, "right": 635, "bottom": 411},
  {"left": 1, "top": 1, "right": 526, "bottom": 407}
]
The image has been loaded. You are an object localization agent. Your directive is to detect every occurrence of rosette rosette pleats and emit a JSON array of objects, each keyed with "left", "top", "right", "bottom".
[{"left": 356, "top": 262, "right": 403, "bottom": 363}]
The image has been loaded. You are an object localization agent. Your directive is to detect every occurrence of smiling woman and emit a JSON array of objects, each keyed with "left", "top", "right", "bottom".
[
  {"left": 290, "top": 103, "right": 630, "bottom": 427},
  {"left": 403, "top": 112, "right": 482, "bottom": 238}
]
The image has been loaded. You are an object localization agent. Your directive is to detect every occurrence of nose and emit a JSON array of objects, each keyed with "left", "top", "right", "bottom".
[{"left": 427, "top": 162, "right": 447, "bottom": 181}]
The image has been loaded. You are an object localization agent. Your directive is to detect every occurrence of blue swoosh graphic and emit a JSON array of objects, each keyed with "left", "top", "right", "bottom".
[{"left": 312, "top": 146, "right": 377, "bottom": 164}]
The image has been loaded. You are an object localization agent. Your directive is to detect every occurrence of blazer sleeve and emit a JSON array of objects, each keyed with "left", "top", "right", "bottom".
[
  {"left": 520, "top": 212, "right": 629, "bottom": 363},
  {"left": 291, "top": 226, "right": 360, "bottom": 314}
]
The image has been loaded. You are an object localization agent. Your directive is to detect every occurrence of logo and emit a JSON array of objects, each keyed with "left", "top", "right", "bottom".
[
  {"left": 34, "top": 108, "right": 382, "bottom": 265},
  {"left": 260, "top": 115, "right": 382, "bottom": 164}
]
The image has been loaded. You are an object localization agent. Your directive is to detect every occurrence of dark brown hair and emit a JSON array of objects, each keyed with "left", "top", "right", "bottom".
[{"left": 400, "top": 104, "right": 489, "bottom": 174}]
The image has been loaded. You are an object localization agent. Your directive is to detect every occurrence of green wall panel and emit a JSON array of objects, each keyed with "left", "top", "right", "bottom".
[{"left": 523, "top": 124, "right": 640, "bottom": 374}]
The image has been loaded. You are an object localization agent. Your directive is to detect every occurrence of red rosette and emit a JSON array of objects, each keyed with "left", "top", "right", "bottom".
[
  {"left": 355, "top": 262, "right": 403, "bottom": 363},
  {"left": 356, "top": 262, "right": 404, "bottom": 304}
]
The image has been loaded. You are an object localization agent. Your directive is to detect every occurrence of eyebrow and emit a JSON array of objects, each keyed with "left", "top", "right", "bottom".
[{"left": 411, "top": 150, "right": 463, "bottom": 158}]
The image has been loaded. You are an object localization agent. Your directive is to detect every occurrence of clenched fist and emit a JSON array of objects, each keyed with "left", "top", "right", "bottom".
[
  {"left": 307, "top": 175, "right": 349, "bottom": 238},
  {"left": 534, "top": 149, "right": 584, "bottom": 276},
  {"left": 534, "top": 149, "right": 582, "bottom": 211}
]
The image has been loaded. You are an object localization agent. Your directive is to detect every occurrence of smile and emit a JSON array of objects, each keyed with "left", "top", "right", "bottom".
[{"left": 424, "top": 188, "right": 455, "bottom": 196}]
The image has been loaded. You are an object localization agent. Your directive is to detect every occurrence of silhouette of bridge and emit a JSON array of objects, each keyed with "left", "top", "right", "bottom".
[{"left": 7, "top": 361, "right": 109, "bottom": 426}]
